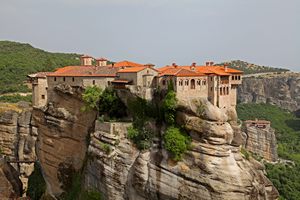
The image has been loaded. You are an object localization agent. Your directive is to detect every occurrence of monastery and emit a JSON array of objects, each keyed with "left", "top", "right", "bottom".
[{"left": 28, "top": 55, "right": 243, "bottom": 110}]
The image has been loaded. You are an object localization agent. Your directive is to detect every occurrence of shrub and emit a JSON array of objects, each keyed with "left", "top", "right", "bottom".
[
  {"left": 240, "top": 147, "right": 250, "bottom": 160},
  {"left": 162, "top": 90, "right": 177, "bottom": 125},
  {"left": 81, "top": 86, "right": 102, "bottom": 111},
  {"left": 26, "top": 162, "right": 46, "bottom": 200},
  {"left": 98, "top": 88, "right": 126, "bottom": 119},
  {"left": 0, "top": 94, "right": 32, "bottom": 103},
  {"left": 163, "top": 126, "right": 191, "bottom": 161},
  {"left": 127, "top": 125, "right": 153, "bottom": 150}
]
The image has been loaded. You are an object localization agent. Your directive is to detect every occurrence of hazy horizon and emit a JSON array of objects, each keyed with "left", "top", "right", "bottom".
[{"left": 1, "top": 0, "right": 299, "bottom": 71}]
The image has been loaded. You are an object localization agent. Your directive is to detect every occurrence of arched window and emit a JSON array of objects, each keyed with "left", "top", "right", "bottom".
[
  {"left": 93, "top": 80, "right": 95, "bottom": 85},
  {"left": 223, "top": 87, "right": 226, "bottom": 95},
  {"left": 202, "top": 80, "right": 206, "bottom": 85},
  {"left": 179, "top": 80, "right": 183, "bottom": 86},
  {"left": 72, "top": 77, "right": 75, "bottom": 82},
  {"left": 54, "top": 77, "right": 56, "bottom": 81},
  {"left": 197, "top": 79, "right": 201, "bottom": 85},
  {"left": 227, "top": 87, "right": 229, "bottom": 95},
  {"left": 162, "top": 80, "right": 166, "bottom": 85},
  {"left": 185, "top": 80, "right": 189, "bottom": 86},
  {"left": 220, "top": 87, "right": 223, "bottom": 95},
  {"left": 238, "top": 76, "right": 241, "bottom": 80},
  {"left": 191, "top": 79, "right": 195, "bottom": 89}
]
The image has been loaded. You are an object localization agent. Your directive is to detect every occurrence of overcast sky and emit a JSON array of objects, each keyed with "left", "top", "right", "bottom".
[{"left": 0, "top": 0, "right": 299, "bottom": 71}]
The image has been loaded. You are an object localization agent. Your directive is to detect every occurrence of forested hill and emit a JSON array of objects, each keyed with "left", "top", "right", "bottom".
[
  {"left": 0, "top": 41, "right": 81, "bottom": 94},
  {"left": 218, "top": 60, "right": 289, "bottom": 74}
]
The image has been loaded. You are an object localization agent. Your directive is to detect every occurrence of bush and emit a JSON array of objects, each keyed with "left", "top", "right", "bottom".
[
  {"left": 162, "top": 90, "right": 177, "bottom": 125},
  {"left": 127, "top": 125, "right": 153, "bottom": 150},
  {"left": 98, "top": 88, "right": 126, "bottom": 119},
  {"left": 81, "top": 86, "right": 102, "bottom": 112},
  {"left": 163, "top": 126, "right": 191, "bottom": 161}
]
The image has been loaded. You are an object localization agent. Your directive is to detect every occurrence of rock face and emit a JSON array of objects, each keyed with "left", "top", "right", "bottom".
[
  {"left": 244, "top": 124, "right": 278, "bottom": 162},
  {"left": 0, "top": 103, "right": 37, "bottom": 194},
  {"left": 0, "top": 158, "right": 23, "bottom": 199},
  {"left": 238, "top": 72, "right": 300, "bottom": 112},
  {"left": 84, "top": 98, "right": 279, "bottom": 200},
  {"left": 32, "top": 84, "right": 97, "bottom": 196}
]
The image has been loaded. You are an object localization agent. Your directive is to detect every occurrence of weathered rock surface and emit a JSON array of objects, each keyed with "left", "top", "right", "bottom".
[
  {"left": 0, "top": 102, "right": 37, "bottom": 194},
  {"left": 32, "top": 85, "right": 97, "bottom": 196},
  {"left": 84, "top": 98, "right": 279, "bottom": 200},
  {"left": 238, "top": 72, "right": 300, "bottom": 112},
  {"left": 0, "top": 158, "right": 23, "bottom": 199},
  {"left": 244, "top": 125, "right": 278, "bottom": 162}
]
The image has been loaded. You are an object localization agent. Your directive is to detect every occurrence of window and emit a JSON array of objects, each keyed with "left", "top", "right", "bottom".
[
  {"left": 232, "top": 76, "right": 234, "bottom": 80},
  {"left": 41, "top": 95, "right": 45, "bottom": 99},
  {"left": 147, "top": 70, "right": 149, "bottom": 74},
  {"left": 93, "top": 80, "right": 95, "bottom": 85},
  {"left": 211, "top": 87, "right": 213, "bottom": 91},
  {"left": 211, "top": 77, "right": 213, "bottom": 81},
  {"left": 191, "top": 79, "right": 195, "bottom": 89},
  {"left": 197, "top": 79, "right": 201, "bottom": 85},
  {"left": 185, "top": 80, "right": 189, "bottom": 86},
  {"left": 179, "top": 80, "right": 183, "bottom": 86},
  {"left": 220, "top": 87, "right": 223, "bottom": 95},
  {"left": 54, "top": 77, "right": 56, "bottom": 81},
  {"left": 202, "top": 80, "right": 206, "bottom": 85},
  {"left": 223, "top": 87, "right": 226, "bottom": 95},
  {"left": 227, "top": 87, "right": 229, "bottom": 95},
  {"left": 72, "top": 77, "right": 75, "bottom": 82},
  {"left": 238, "top": 76, "right": 241, "bottom": 80},
  {"left": 162, "top": 80, "right": 166, "bottom": 85},
  {"left": 63, "top": 77, "right": 66, "bottom": 82}
]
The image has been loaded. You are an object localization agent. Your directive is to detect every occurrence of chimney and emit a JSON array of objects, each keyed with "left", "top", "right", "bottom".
[
  {"left": 144, "top": 63, "right": 155, "bottom": 68},
  {"left": 205, "top": 61, "right": 210, "bottom": 66},
  {"left": 96, "top": 58, "right": 108, "bottom": 67},
  {"left": 224, "top": 63, "right": 228, "bottom": 72},
  {"left": 80, "top": 55, "right": 93, "bottom": 66},
  {"left": 172, "top": 63, "right": 177, "bottom": 68},
  {"left": 190, "top": 62, "right": 196, "bottom": 70},
  {"left": 210, "top": 61, "right": 214, "bottom": 66}
]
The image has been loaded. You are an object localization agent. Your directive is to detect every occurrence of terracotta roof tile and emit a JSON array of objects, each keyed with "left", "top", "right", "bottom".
[
  {"left": 47, "top": 66, "right": 118, "bottom": 77},
  {"left": 113, "top": 60, "right": 144, "bottom": 68},
  {"left": 117, "top": 66, "right": 146, "bottom": 73}
]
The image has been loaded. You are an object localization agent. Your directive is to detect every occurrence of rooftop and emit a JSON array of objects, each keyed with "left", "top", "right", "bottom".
[{"left": 47, "top": 66, "right": 118, "bottom": 77}]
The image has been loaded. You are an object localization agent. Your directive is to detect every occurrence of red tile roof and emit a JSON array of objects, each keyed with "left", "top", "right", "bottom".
[
  {"left": 113, "top": 60, "right": 144, "bottom": 68},
  {"left": 158, "top": 65, "right": 243, "bottom": 76},
  {"left": 47, "top": 66, "right": 118, "bottom": 77},
  {"left": 117, "top": 66, "right": 147, "bottom": 73}
]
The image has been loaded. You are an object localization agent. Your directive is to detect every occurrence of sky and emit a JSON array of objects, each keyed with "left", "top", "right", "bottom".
[{"left": 0, "top": 0, "right": 299, "bottom": 71}]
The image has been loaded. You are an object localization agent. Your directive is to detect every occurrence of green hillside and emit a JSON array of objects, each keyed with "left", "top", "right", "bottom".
[
  {"left": 219, "top": 60, "right": 289, "bottom": 74},
  {"left": 0, "top": 41, "right": 81, "bottom": 94},
  {"left": 237, "top": 103, "right": 300, "bottom": 199}
]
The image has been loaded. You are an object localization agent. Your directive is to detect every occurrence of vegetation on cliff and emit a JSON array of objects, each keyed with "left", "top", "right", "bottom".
[
  {"left": 26, "top": 163, "right": 46, "bottom": 200},
  {"left": 218, "top": 60, "right": 289, "bottom": 74},
  {"left": 0, "top": 41, "right": 80, "bottom": 94},
  {"left": 237, "top": 103, "right": 300, "bottom": 199},
  {"left": 0, "top": 94, "right": 32, "bottom": 103}
]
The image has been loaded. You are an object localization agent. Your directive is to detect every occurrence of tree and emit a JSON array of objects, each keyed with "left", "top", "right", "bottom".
[
  {"left": 81, "top": 86, "right": 102, "bottom": 111},
  {"left": 162, "top": 90, "right": 177, "bottom": 125},
  {"left": 163, "top": 126, "right": 191, "bottom": 161}
]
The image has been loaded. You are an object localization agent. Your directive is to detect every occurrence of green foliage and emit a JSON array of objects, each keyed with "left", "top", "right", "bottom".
[
  {"left": 26, "top": 162, "right": 46, "bottom": 200},
  {"left": 218, "top": 60, "right": 289, "bottom": 74},
  {"left": 0, "top": 41, "right": 80, "bottom": 94},
  {"left": 80, "top": 190, "right": 102, "bottom": 200},
  {"left": 162, "top": 90, "right": 177, "bottom": 125},
  {"left": 100, "top": 142, "right": 111, "bottom": 154},
  {"left": 240, "top": 147, "right": 250, "bottom": 160},
  {"left": 237, "top": 103, "right": 300, "bottom": 199},
  {"left": 82, "top": 86, "right": 102, "bottom": 112},
  {"left": 163, "top": 126, "right": 191, "bottom": 161},
  {"left": 0, "top": 94, "right": 32, "bottom": 103},
  {"left": 98, "top": 88, "right": 126, "bottom": 119},
  {"left": 127, "top": 125, "right": 153, "bottom": 150}
]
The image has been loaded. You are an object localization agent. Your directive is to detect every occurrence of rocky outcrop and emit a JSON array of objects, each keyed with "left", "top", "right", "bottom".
[
  {"left": 244, "top": 125, "right": 278, "bottom": 162},
  {"left": 238, "top": 72, "right": 300, "bottom": 112},
  {"left": 84, "top": 97, "right": 279, "bottom": 200},
  {"left": 0, "top": 102, "right": 37, "bottom": 194},
  {"left": 32, "top": 84, "right": 97, "bottom": 196},
  {"left": 0, "top": 158, "right": 23, "bottom": 199}
]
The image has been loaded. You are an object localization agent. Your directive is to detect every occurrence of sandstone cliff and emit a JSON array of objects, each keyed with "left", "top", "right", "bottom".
[
  {"left": 238, "top": 72, "right": 300, "bottom": 112},
  {"left": 31, "top": 85, "right": 279, "bottom": 199},
  {"left": 0, "top": 102, "right": 37, "bottom": 194},
  {"left": 0, "top": 158, "right": 23, "bottom": 199},
  {"left": 244, "top": 124, "right": 278, "bottom": 162},
  {"left": 83, "top": 98, "right": 279, "bottom": 200},
  {"left": 32, "top": 84, "right": 97, "bottom": 196}
]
